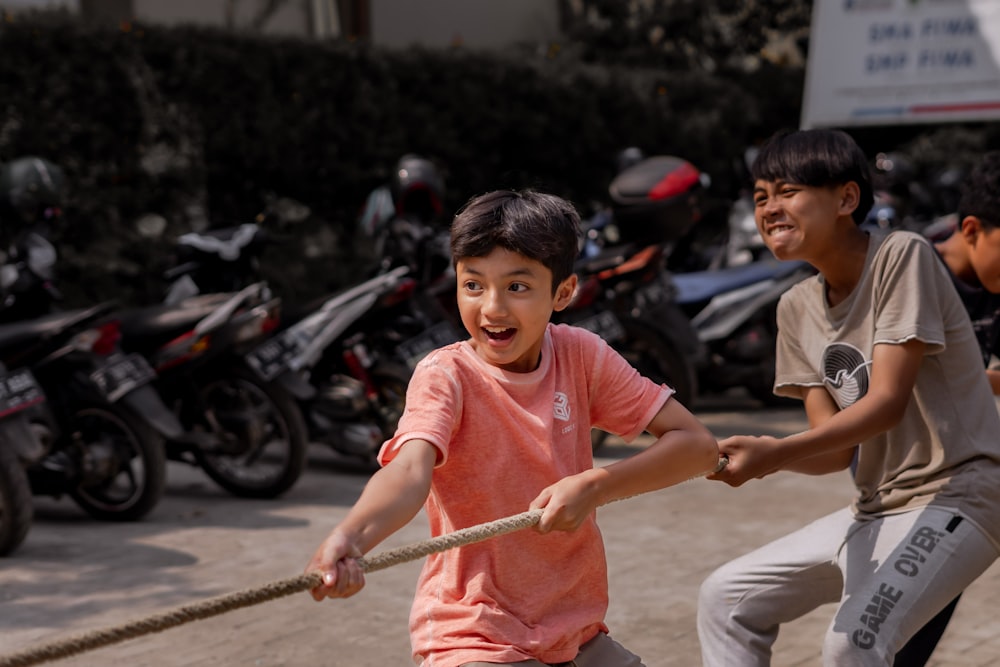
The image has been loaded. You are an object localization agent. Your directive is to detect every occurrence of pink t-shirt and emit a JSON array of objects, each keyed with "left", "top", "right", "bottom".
[{"left": 378, "top": 323, "right": 672, "bottom": 667}]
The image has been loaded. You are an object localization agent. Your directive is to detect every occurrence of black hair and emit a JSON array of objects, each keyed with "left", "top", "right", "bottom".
[
  {"left": 751, "top": 128, "right": 875, "bottom": 225},
  {"left": 958, "top": 151, "right": 1000, "bottom": 230},
  {"left": 450, "top": 189, "right": 581, "bottom": 292}
]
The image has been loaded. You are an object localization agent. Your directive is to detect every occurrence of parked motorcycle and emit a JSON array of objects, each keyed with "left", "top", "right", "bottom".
[
  {"left": 116, "top": 281, "right": 309, "bottom": 498},
  {"left": 561, "top": 155, "right": 709, "bottom": 407},
  {"left": 0, "top": 361, "right": 46, "bottom": 555},
  {"left": 0, "top": 300, "right": 175, "bottom": 521},
  {"left": 673, "top": 257, "right": 814, "bottom": 405},
  {"left": 166, "top": 209, "right": 456, "bottom": 467},
  {"left": 1, "top": 228, "right": 308, "bottom": 499}
]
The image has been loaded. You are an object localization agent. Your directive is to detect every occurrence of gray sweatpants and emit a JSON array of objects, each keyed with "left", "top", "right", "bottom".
[{"left": 697, "top": 505, "right": 998, "bottom": 666}]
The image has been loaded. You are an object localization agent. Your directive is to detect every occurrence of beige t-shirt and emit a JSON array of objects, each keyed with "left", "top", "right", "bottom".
[
  {"left": 775, "top": 229, "right": 1000, "bottom": 546},
  {"left": 379, "top": 323, "right": 672, "bottom": 667}
]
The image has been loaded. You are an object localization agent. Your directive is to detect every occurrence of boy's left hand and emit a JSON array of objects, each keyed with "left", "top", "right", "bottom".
[{"left": 529, "top": 469, "right": 603, "bottom": 533}]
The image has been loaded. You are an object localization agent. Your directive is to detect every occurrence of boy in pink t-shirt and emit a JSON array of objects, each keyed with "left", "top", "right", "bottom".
[{"left": 306, "top": 189, "right": 719, "bottom": 667}]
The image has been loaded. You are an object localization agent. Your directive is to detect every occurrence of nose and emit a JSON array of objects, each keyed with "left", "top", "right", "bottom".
[
  {"left": 481, "top": 287, "right": 508, "bottom": 318},
  {"left": 756, "top": 197, "right": 780, "bottom": 225}
]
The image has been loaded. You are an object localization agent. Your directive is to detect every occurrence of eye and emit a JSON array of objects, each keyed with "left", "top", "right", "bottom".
[
  {"left": 508, "top": 282, "right": 530, "bottom": 293},
  {"left": 463, "top": 280, "right": 482, "bottom": 292}
]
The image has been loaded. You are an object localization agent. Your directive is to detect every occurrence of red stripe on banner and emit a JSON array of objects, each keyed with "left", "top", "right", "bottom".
[{"left": 910, "top": 101, "right": 1000, "bottom": 113}]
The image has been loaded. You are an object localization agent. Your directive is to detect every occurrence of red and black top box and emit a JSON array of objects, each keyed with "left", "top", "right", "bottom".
[{"left": 608, "top": 156, "right": 704, "bottom": 246}]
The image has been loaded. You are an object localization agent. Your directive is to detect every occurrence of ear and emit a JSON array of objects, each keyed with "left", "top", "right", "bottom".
[
  {"left": 552, "top": 274, "right": 578, "bottom": 312},
  {"left": 838, "top": 182, "right": 861, "bottom": 216},
  {"left": 959, "top": 215, "right": 983, "bottom": 243}
]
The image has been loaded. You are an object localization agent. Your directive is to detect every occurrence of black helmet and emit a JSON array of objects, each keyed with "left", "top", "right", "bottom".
[
  {"left": 389, "top": 154, "right": 444, "bottom": 222},
  {"left": 0, "top": 156, "right": 66, "bottom": 225},
  {"left": 615, "top": 147, "right": 646, "bottom": 174}
]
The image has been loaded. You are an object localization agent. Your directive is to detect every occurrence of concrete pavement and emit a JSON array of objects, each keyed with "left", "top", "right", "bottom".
[{"left": 1, "top": 395, "right": 999, "bottom": 666}]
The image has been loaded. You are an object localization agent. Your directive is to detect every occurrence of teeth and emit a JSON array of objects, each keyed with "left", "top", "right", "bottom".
[{"left": 484, "top": 326, "right": 509, "bottom": 333}]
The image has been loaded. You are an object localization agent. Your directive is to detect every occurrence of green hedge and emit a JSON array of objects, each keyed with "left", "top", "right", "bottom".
[{"left": 1, "top": 12, "right": 801, "bottom": 306}]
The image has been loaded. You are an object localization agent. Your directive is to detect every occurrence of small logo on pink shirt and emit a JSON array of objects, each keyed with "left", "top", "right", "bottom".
[{"left": 553, "top": 392, "right": 570, "bottom": 421}]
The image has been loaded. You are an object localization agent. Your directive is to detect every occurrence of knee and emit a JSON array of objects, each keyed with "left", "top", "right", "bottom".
[
  {"left": 698, "top": 564, "right": 739, "bottom": 624},
  {"left": 822, "top": 628, "right": 891, "bottom": 667}
]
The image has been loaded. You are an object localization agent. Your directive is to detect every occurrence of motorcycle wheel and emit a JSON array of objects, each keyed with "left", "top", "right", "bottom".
[
  {"left": 617, "top": 317, "right": 697, "bottom": 408},
  {"left": 194, "top": 366, "right": 308, "bottom": 499},
  {"left": 0, "top": 424, "right": 33, "bottom": 556},
  {"left": 67, "top": 404, "right": 167, "bottom": 522}
]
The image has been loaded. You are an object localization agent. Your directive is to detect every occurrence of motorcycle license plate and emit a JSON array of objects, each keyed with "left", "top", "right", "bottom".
[
  {"left": 246, "top": 329, "right": 306, "bottom": 382},
  {"left": 0, "top": 368, "right": 44, "bottom": 417},
  {"left": 397, "top": 321, "right": 464, "bottom": 370},
  {"left": 575, "top": 311, "right": 626, "bottom": 342},
  {"left": 90, "top": 353, "right": 157, "bottom": 403}
]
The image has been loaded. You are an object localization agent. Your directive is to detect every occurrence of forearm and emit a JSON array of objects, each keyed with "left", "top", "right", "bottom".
[
  {"left": 335, "top": 446, "right": 434, "bottom": 554},
  {"left": 771, "top": 390, "right": 901, "bottom": 470},
  {"left": 781, "top": 447, "right": 855, "bottom": 475},
  {"left": 594, "top": 424, "right": 718, "bottom": 503},
  {"left": 531, "top": 399, "right": 717, "bottom": 532}
]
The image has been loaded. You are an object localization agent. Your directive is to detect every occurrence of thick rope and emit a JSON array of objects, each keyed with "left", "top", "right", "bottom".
[{"left": 0, "top": 456, "right": 728, "bottom": 667}]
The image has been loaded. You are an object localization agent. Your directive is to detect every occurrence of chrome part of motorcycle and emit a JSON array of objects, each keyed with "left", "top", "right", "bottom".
[
  {"left": 308, "top": 363, "right": 409, "bottom": 461},
  {"left": 193, "top": 368, "right": 307, "bottom": 499}
]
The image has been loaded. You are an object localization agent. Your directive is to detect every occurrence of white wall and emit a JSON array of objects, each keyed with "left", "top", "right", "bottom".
[
  {"left": 133, "top": 0, "right": 310, "bottom": 36},
  {"left": 371, "top": 0, "right": 560, "bottom": 49}
]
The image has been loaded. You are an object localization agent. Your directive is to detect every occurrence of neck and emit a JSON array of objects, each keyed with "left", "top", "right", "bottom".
[
  {"left": 935, "top": 232, "right": 979, "bottom": 286},
  {"left": 818, "top": 225, "right": 870, "bottom": 307}
]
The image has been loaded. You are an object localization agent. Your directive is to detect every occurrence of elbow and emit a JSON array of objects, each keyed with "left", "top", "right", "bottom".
[
  {"left": 875, "top": 397, "right": 911, "bottom": 433},
  {"left": 695, "top": 427, "right": 721, "bottom": 471}
]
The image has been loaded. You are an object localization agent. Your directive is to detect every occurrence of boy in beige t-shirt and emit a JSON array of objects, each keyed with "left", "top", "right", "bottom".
[
  {"left": 698, "top": 128, "right": 1000, "bottom": 666},
  {"left": 306, "top": 189, "right": 719, "bottom": 666}
]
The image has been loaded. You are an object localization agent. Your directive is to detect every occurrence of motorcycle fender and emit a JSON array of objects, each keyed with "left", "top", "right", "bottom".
[
  {"left": 0, "top": 412, "right": 46, "bottom": 465},
  {"left": 119, "top": 384, "right": 186, "bottom": 440},
  {"left": 275, "top": 369, "right": 316, "bottom": 400}
]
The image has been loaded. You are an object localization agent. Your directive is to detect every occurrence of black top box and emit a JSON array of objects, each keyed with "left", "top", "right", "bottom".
[{"left": 608, "top": 156, "right": 704, "bottom": 246}]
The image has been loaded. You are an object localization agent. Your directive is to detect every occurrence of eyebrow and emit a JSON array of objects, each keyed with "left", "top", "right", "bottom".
[{"left": 458, "top": 264, "right": 542, "bottom": 280}]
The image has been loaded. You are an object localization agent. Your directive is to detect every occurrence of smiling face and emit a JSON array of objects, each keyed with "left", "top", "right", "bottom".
[
  {"left": 455, "top": 247, "right": 577, "bottom": 373},
  {"left": 752, "top": 179, "right": 857, "bottom": 262}
]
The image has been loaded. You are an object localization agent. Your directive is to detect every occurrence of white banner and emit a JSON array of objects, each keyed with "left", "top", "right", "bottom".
[{"left": 801, "top": 0, "right": 1000, "bottom": 128}]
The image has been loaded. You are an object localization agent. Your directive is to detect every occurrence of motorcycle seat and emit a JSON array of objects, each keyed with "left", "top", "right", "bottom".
[
  {"left": 0, "top": 302, "right": 117, "bottom": 354},
  {"left": 117, "top": 294, "right": 234, "bottom": 353},
  {"left": 673, "top": 259, "right": 812, "bottom": 305}
]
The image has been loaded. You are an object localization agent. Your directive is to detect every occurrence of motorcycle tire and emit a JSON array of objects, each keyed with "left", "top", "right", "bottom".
[
  {"left": 194, "top": 366, "right": 308, "bottom": 499},
  {"left": 67, "top": 403, "right": 167, "bottom": 522},
  {"left": 0, "top": 422, "right": 33, "bottom": 556},
  {"left": 617, "top": 317, "right": 697, "bottom": 408}
]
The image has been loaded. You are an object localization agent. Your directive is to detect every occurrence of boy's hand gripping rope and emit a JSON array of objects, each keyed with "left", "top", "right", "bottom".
[{"left": 0, "top": 455, "right": 728, "bottom": 667}]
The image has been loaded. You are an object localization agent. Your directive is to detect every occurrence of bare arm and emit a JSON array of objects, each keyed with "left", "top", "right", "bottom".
[
  {"left": 711, "top": 339, "right": 924, "bottom": 487},
  {"left": 305, "top": 439, "right": 437, "bottom": 600},
  {"left": 779, "top": 386, "right": 855, "bottom": 475},
  {"left": 530, "top": 396, "right": 719, "bottom": 532},
  {"left": 987, "top": 368, "right": 1000, "bottom": 395}
]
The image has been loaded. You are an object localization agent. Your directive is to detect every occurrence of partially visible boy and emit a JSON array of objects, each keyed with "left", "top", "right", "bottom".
[
  {"left": 933, "top": 150, "right": 1000, "bottom": 393},
  {"left": 306, "top": 189, "right": 719, "bottom": 667},
  {"left": 893, "top": 150, "right": 1000, "bottom": 666},
  {"left": 698, "top": 129, "right": 1000, "bottom": 666}
]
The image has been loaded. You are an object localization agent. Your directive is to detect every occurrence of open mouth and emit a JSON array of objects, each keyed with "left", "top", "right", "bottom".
[{"left": 483, "top": 326, "right": 516, "bottom": 341}]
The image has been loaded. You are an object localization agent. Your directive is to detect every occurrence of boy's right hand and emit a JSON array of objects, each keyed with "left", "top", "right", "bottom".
[{"left": 305, "top": 530, "right": 366, "bottom": 601}]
